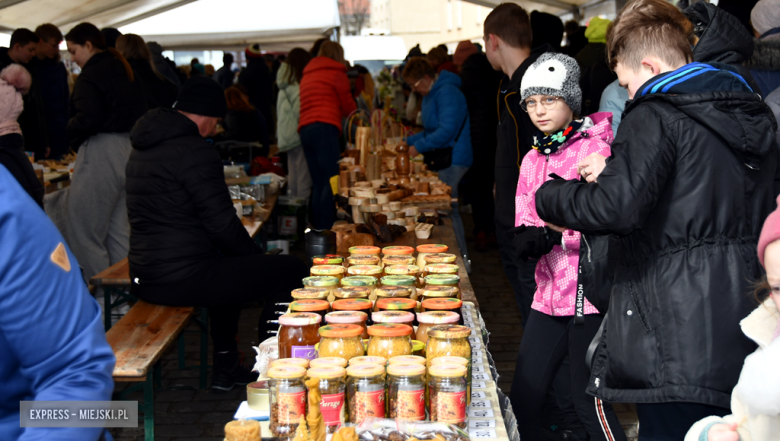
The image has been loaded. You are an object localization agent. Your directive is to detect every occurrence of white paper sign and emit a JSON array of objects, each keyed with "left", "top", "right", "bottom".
[
  {"left": 472, "top": 381, "right": 487, "bottom": 389},
  {"left": 469, "top": 419, "right": 496, "bottom": 428},
  {"left": 473, "top": 373, "right": 489, "bottom": 380},
  {"left": 471, "top": 391, "right": 487, "bottom": 400},
  {"left": 469, "top": 400, "right": 490, "bottom": 408},
  {"left": 469, "top": 429, "right": 497, "bottom": 438},
  {"left": 473, "top": 365, "right": 485, "bottom": 373},
  {"left": 468, "top": 408, "right": 495, "bottom": 418}
]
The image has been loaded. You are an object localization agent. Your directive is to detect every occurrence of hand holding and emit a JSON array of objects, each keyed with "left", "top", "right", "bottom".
[{"left": 577, "top": 153, "right": 607, "bottom": 183}]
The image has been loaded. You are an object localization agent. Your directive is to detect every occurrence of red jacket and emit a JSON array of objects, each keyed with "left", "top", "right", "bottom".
[{"left": 298, "top": 57, "right": 357, "bottom": 133}]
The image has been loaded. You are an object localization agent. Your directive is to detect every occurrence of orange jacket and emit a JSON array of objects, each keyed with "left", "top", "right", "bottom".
[{"left": 298, "top": 56, "right": 357, "bottom": 133}]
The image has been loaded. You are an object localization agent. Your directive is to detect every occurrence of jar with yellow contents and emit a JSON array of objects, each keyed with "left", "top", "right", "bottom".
[
  {"left": 425, "top": 325, "right": 472, "bottom": 405},
  {"left": 416, "top": 311, "right": 460, "bottom": 343},
  {"left": 416, "top": 244, "right": 448, "bottom": 268},
  {"left": 268, "top": 365, "right": 308, "bottom": 437},
  {"left": 325, "top": 311, "right": 369, "bottom": 339},
  {"left": 420, "top": 298, "right": 463, "bottom": 323},
  {"left": 367, "top": 323, "right": 413, "bottom": 359},
  {"left": 424, "top": 274, "right": 461, "bottom": 299},
  {"left": 317, "top": 324, "right": 365, "bottom": 361},
  {"left": 386, "top": 363, "right": 426, "bottom": 421}
]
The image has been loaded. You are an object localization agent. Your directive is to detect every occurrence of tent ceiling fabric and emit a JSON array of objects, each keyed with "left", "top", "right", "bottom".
[{"left": 464, "top": 0, "right": 591, "bottom": 13}]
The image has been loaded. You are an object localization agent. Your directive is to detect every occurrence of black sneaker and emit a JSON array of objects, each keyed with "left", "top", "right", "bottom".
[{"left": 210, "top": 353, "right": 257, "bottom": 392}]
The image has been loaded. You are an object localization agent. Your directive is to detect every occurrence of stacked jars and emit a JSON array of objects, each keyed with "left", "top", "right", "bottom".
[
  {"left": 317, "top": 324, "right": 365, "bottom": 361},
  {"left": 346, "top": 364, "right": 386, "bottom": 424},
  {"left": 385, "top": 265, "right": 422, "bottom": 289},
  {"left": 424, "top": 274, "right": 460, "bottom": 299},
  {"left": 334, "top": 285, "right": 372, "bottom": 302},
  {"left": 346, "top": 254, "right": 380, "bottom": 268},
  {"left": 382, "top": 255, "right": 416, "bottom": 273},
  {"left": 291, "top": 287, "right": 330, "bottom": 302},
  {"left": 347, "top": 265, "right": 383, "bottom": 283},
  {"left": 310, "top": 265, "right": 345, "bottom": 280},
  {"left": 421, "top": 298, "right": 463, "bottom": 322},
  {"left": 376, "top": 298, "right": 418, "bottom": 321},
  {"left": 373, "top": 286, "right": 413, "bottom": 310},
  {"left": 312, "top": 255, "right": 344, "bottom": 267},
  {"left": 367, "top": 323, "right": 413, "bottom": 359},
  {"left": 425, "top": 324, "right": 472, "bottom": 405},
  {"left": 278, "top": 312, "right": 321, "bottom": 360},
  {"left": 268, "top": 365, "right": 308, "bottom": 437}
]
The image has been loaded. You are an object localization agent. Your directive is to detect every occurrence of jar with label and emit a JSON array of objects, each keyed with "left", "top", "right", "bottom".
[
  {"left": 349, "top": 246, "right": 380, "bottom": 257},
  {"left": 428, "top": 364, "right": 468, "bottom": 428},
  {"left": 291, "top": 287, "right": 331, "bottom": 302},
  {"left": 347, "top": 254, "right": 381, "bottom": 267},
  {"left": 418, "top": 286, "right": 459, "bottom": 304},
  {"left": 278, "top": 313, "right": 321, "bottom": 360},
  {"left": 416, "top": 311, "right": 460, "bottom": 343},
  {"left": 372, "top": 311, "right": 415, "bottom": 327},
  {"left": 421, "top": 298, "right": 463, "bottom": 322},
  {"left": 416, "top": 244, "right": 448, "bottom": 268},
  {"left": 376, "top": 298, "right": 418, "bottom": 325},
  {"left": 346, "top": 364, "right": 386, "bottom": 423},
  {"left": 422, "top": 253, "right": 457, "bottom": 266},
  {"left": 426, "top": 324, "right": 472, "bottom": 405},
  {"left": 332, "top": 299, "right": 374, "bottom": 325},
  {"left": 424, "top": 274, "right": 460, "bottom": 299},
  {"left": 373, "top": 286, "right": 413, "bottom": 311},
  {"left": 312, "top": 255, "right": 344, "bottom": 266},
  {"left": 386, "top": 363, "right": 426, "bottom": 421},
  {"left": 325, "top": 311, "right": 369, "bottom": 339},
  {"left": 290, "top": 299, "right": 330, "bottom": 323},
  {"left": 306, "top": 366, "right": 347, "bottom": 433},
  {"left": 380, "top": 275, "right": 418, "bottom": 299},
  {"left": 303, "top": 276, "right": 339, "bottom": 301},
  {"left": 384, "top": 265, "right": 422, "bottom": 288},
  {"left": 347, "top": 265, "right": 383, "bottom": 280},
  {"left": 268, "top": 365, "right": 308, "bottom": 437},
  {"left": 309, "top": 357, "right": 348, "bottom": 369},
  {"left": 367, "top": 323, "right": 413, "bottom": 358},
  {"left": 318, "top": 324, "right": 365, "bottom": 360},
  {"left": 349, "top": 355, "right": 387, "bottom": 367},
  {"left": 382, "top": 255, "right": 416, "bottom": 268},
  {"left": 381, "top": 246, "right": 414, "bottom": 258},
  {"left": 311, "top": 264, "right": 345, "bottom": 280},
  {"left": 271, "top": 358, "right": 310, "bottom": 369},
  {"left": 387, "top": 355, "right": 426, "bottom": 366}
]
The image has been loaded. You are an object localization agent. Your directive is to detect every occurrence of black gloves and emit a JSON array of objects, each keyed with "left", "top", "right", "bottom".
[{"left": 510, "top": 225, "right": 563, "bottom": 262}]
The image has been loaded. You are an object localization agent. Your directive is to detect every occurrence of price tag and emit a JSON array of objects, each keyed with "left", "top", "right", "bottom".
[
  {"left": 470, "top": 329, "right": 478, "bottom": 336},
  {"left": 469, "top": 400, "right": 490, "bottom": 408},
  {"left": 469, "top": 429, "right": 497, "bottom": 438},
  {"left": 468, "top": 408, "right": 494, "bottom": 418},
  {"left": 469, "top": 419, "right": 496, "bottom": 428},
  {"left": 472, "top": 381, "right": 487, "bottom": 389},
  {"left": 473, "top": 365, "right": 485, "bottom": 373},
  {"left": 469, "top": 337, "right": 482, "bottom": 346},
  {"left": 471, "top": 391, "right": 486, "bottom": 400},
  {"left": 473, "top": 356, "right": 484, "bottom": 364},
  {"left": 462, "top": 303, "right": 473, "bottom": 310},
  {"left": 473, "top": 373, "right": 489, "bottom": 380}
]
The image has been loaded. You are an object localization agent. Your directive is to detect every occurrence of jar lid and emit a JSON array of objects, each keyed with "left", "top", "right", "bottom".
[
  {"left": 381, "top": 275, "right": 416, "bottom": 286},
  {"left": 427, "top": 324, "right": 471, "bottom": 339},
  {"left": 382, "top": 246, "right": 414, "bottom": 255},
  {"left": 307, "top": 366, "right": 346, "bottom": 379},
  {"left": 340, "top": 276, "right": 377, "bottom": 287},
  {"left": 385, "top": 265, "right": 421, "bottom": 276},
  {"left": 425, "top": 274, "right": 460, "bottom": 286},
  {"left": 279, "top": 312, "right": 322, "bottom": 326},
  {"left": 303, "top": 276, "right": 340, "bottom": 287},
  {"left": 367, "top": 323, "right": 413, "bottom": 337},
  {"left": 431, "top": 356, "right": 468, "bottom": 366},
  {"left": 332, "top": 298, "right": 373, "bottom": 311},
  {"left": 423, "top": 253, "right": 457, "bottom": 264},
  {"left": 417, "top": 311, "right": 460, "bottom": 324},
  {"left": 374, "top": 286, "right": 412, "bottom": 298},
  {"left": 387, "top": 363, "right": 426, "bottom": 376},
  {"left": 422, "top": 298, "right": 463, "bottom": 310},
  {"left": 412, "top": 340, "right": 425, "bottom": 353},
  {"left": 291, "top": 287, "right": 330, "bottom": 299},
  {"left": 416, "top": 244, "right": 448, "bottom": 253},
  {"left": 290, "top": 299, "right": 330, "bottom": 312},
  {"left": 268, "top": 365, "right": 307, "bottom": 379},
  {"left": 346, "top": 364, "right": 385, "bottom": 377},
  {"left": 388, "top": 355, "right": 426, "bottom": 365},
  {"left": 421, "top": 286, "right": 459, "bottom": 298},
  {"left": 312, "top": 255, "right": 344, "bottom": 265},
  {"left": 347, "top": 265, "right": 383, "bottom": 276},
  {"left": 372, "top": 311, "right": 415, "bottom": 324},
  {"left": 382, "top": 255, "right": 416, "bottom": 266},
  {"left": 319, "top": 324, "right": 364, "bottom": 338},
  {"left": 309, "top": 357, "right": 348, "bottom": 368},
  {"left": 349, "top": 246, "right": 380, "bottom": 255},
  {"left": 347, "top": 255, "right": 381, "bottom": 265},
  {"left": 325, "top": 311, "right": 368, "bottom": 324},
  {"left": 377, "top": 298, "right": 417, "bottom": 310},
  {"left": 334, "top": 287, "right": 372, "bottom": 299},
  {"left": 271, "top": 358, "right": 310, "bottom": 369},
  {"left": 349, "top": 355, "right": 387, "bottom": 366},
  {"left": 248, "top": 380, "right": 269, "bottom": 390},
  {"left": 428, "top": 364, "right": 468, "bottom": 378},
  {"left": 311, "top": 265, "right": 345, "bottom": 275}
]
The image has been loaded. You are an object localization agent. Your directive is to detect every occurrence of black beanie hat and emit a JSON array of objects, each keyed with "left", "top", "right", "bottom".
[{"left": 173, "top": 76, "right": 227, "bottom": 118}]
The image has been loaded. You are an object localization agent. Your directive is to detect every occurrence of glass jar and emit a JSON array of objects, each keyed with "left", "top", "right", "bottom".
[
  {"left": 416, "top": 244, "right": 448, "bottom": 268},
  {"left": 416, "top": 311, "right": 460, "bottom": 343},
  {"left": 376, "top": 298, "right": 418, "bottom": 325},
  {"left": 340, "top": 276, "right": 377, "bottom": 299},
  {"left": 387, "top": 355, "right": 426, "bottom": 366},
  {"left": 386, "top": 363, "right": 426, "bottom": 421},
  {"left": 312, "top": 254, "right": 344, "bottom": 266},
  {"left": 349, "top": 246, "right": 380, "bottom": 257},
  {"left": 334, "top": 286, "right": 372, "bottom": 303},
  {"left": 384, "top": 265, "right": 422, "bottom": 288},
  {"left": 380, "top": 275, "right": 418, "bottom": 299},
  {"left": 424, "top": 274, "right": 460, "bottom": 300},
  {"left": 421, "top": 298, "right": 463, "bottom": 323},
  {"left": 347, "top": 265, "right": 383, "bottom": 280},
  {"left": 247, "top": 380, "right": 269, "bottom": 411},
  {"left": 271, "top": 358, "right": 310, "bottom": 369},
  {"left": 311, "top": 265, "right": 346, "bottom": 280},
  {"left": 418, "top": 286, "right": 459, "bottom": 304},
  {"left": 290, "top": 299, "right": 330, "bottom": 323},
  {"left": 382, "top": 255, "right": 416, "bottom": 268},
  {"left": 306, "top": 366, "right": 347, "bottom": 433},
  {"left": 349, "top": 355, "right": 387, "bottom": 367},
  {"left": 268, "top": 365, "right": 308, "bottom": 437},
  {"left": 422, "top": 253, "right": 457, "bottom": 266},
  {"left": 309, "top": 357, "right": 348, "bottom": 369},
  {"left": 381, "top": 246, "right": 414, "bottom": 258},
  {"left": 332, "top": 299, "right": 374, "bottom": 325},
  {"left": 346, "top": 364, "right": 386, "bottom": 424},
  {"left": 291, "top": 287, "right": 330, "bottom": 302},
  {"left": 430, "top": 356, "right": 468, "bottom": 368},
  {"left": 428, "top": 364, "right": 468, "bottom": 428},
  {"left": 325, "top": 311, "right": 369, "bottom": 339},
  {"left": 303, "top": 276, "right": 339, "bottom": 301},
  {"left": 372, "top": 311, "right": 415, "bottom": 327},
  {"left": 367, "top": 323, "right": 413, "bottom": 359},
  {"left": 278, "top": 313, "right": 321, "bottom": 360},
  {"left": 317, "top": 324, "right": 365, "bottom": 361},
  {"left": 347, "top": 254, "right": 381, "bottom": 267},
  {"left": 373, "top": 286, "right": 413, "bottom": 311},
  {"left": 426, "top": 324, "right": 472, "bottom": 405}
]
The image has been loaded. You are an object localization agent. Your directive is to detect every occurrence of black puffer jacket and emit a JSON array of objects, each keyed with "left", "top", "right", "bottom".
[
  {"left": 0, "top": 133, "right": 43, "bottom": 208},
  {"left": 535, "top": 71, "right": 778, "bottom": 408},
  {"left": 126, "top": 108, "right": 260, "bottom": 285},
  {"left": 128, "top": 58, "right": 178, "bottom": 110},
  {"left": 67, "top": 51, "right": 147, "bottom": 150},
  {"left": 460, "top": 53, "right": 503, "bottom": 162},
  {"left": 746, "top": 38, "right": 780, "bottom": 98},
  {"left": 238, "top": 57, "right": 274, "bottom": 134}
]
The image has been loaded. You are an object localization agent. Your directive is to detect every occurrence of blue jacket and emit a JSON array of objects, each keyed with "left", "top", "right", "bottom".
[
  {"left": 407, "top": 71, "right": 473, "bottom": 167},
  {"left": 598, "top": 79, "right": 628, "bottom": 136},
  {"left": 0, "top": 165, "right": 115, "bottom": 440}
]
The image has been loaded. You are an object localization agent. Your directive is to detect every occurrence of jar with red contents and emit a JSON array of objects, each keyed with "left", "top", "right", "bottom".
[
  {"left": 278, "top": 312, "right": 321, "bottom": 360},
  {"left": 325, "top": 311, "right": 369, "bottom": 339},
  {"left": 332, "top": 299, "right": 374, "bottom": 325}
]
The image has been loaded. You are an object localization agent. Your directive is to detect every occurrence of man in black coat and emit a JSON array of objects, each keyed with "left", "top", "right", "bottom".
[
  {"left": 238, "top": 44, "right": 274, "bottom": 138},
  {"left": 214, "top": 52, "right": 235, "bottom": 89},
  {"left": 32, "top": 24, "right": 69, "bottom": 159},
  {"left": 535, "top": 2, "right": 779, "bottom": 438},
  {"left": 126, "top": 77, "right": 308, "bottom": 391}
]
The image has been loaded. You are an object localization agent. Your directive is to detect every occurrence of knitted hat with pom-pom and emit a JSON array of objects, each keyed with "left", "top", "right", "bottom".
[{"left": 520, "top": 52, "right": 582, "bottom": 116}]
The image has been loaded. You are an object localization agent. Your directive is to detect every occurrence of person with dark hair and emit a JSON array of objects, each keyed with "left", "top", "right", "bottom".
[
  {"left": 427, "top": 47, "right": 458, "bottom": 74},
  {"left": 64, "top": 22, "right": 147, "bottom": 281},
  {"left": 217, "top": 86, "right": 270, "bottom": 155},
  {"left": 563, "top": 20, "right": 588, "bottom": 56},
  {"left": 146, "top": 41, "right": 181, "bottom": 87},
  {"left": 126, "top": 77, "right": 308, "bottom": 391},
  {"left": 33, "top": 23, "right": 69, "bottom": 159},
  {"left": 575, "top": 17, "right": 617, "bottom": 116},
  {"left": 531, "top": 11, "right": 564, "bottom": 52},
  {"left": 116, "top": 33, "right": 178, "bottom": 109},
  {"left": 746, "top": 0, "right": 780, "bottom": 96},
  {"left": 277, "top": 48, "right": 312, "bottom": 199},
  {"left": 310, "top": 37, "right": 328, "bottom": 58},
  {"left": 214, "top": 52, "right": 235, "bottom": 89},
  {"left": 100, "top": 27, "right": 122, "bottom": 49},
  {"left": 239, "top": 44, "right": 274, "bottom": 137}
]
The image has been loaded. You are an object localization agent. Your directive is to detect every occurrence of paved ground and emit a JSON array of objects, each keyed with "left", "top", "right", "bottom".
[{"left": 110, "top": 212, "right": 637, "bottom": 441}]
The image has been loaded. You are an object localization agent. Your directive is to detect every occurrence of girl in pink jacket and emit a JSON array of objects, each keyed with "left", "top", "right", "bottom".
[{"left": 508, "top": 52, "right": 626, "bottom": 441}]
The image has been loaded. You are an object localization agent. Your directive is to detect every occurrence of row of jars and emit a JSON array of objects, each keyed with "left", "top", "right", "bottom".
[
  {"left": 290, "top": 289, "right": 462, "bottom": 317},
  {"left": 305, "top": 269, "right": 460, "bottom": 297},
  {"left": 266, "top": 359, "right": 469, "bottom": 438},
  {"left": 313, "top": 244, "right": 451, "bottom": 268}
]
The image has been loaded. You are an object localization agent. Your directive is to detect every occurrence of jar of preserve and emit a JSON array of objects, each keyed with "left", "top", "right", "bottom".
[
  {"left": 424, "top": 274, "right": 460, "bottom": 299},
  {"left": 309, "top": 357, "right": 348, "bottom": 369},
  {"left": 349, "top": 246, "right": 380, "bottom": 257},
  {"left": 381, "top": 275, "right": 418, "bottom": 299},
  {"left": 384, "top": 265, "right": 422, "bottom": 287},
  {"left": 334, "top": 286, "right": 372, "bottom": 302},
  {"left": 381, "top": 246, "right": 414, "bottom": 258},
  {"left": 376, "top": 298, "right": 418, "bottom": 324},
  {"left": 426, "top": 324, "right": 472, "bottom": 404},
  {"left": 428, "top": 364, "right": 468, "bottom": 428},
  {"left": 290, "top": 299, "right": 330, "bottom": 323},
  {"left": 348, "top": 355, "right": 387, "bottom": 367},
  {"left": 372, "top": 311, "right": 415, "bottom": 327},
  {"left": 367, "top": 323, "right": 413, "bottom": 359},
  {"left": 347, "top": 254, "right": 381, "bottom": 267},
  {"left": 422, "top": 253, "right": 457, "bottom": 266},
  {"left": 382, "top": 255, "right": 416, "bottom": 268},
  {"left": 312, "top": 254, "right": 344, "bottom": 267},
  {"left": 268, "top": 365, "right": 307, "bottom": 437},
  {"left": 347, "top": 265, "right": 383, "bottom": 280},
  {"left": 291, "top": 287, "right": 330, "bottom": 302},
  {"left": 416, "top": 311, "right": 460, "bottom": 343},
  {"left": 386, "top": 363, "right": 426, "bottom": 421},
  {"left": 332, "top": 299, "right": 374, "bottom": 325},
  {"left": 318, "top": 324, "right": 365, "bottom": 360},
  {"left": 416, "top": 244, "right": 448, "bottom": 268},
  {"left": 387, "top": 355, "right": 426, "bottom": 366},
  {"left": 346, "top": 364, "right": 386, "bottom": 424},
  {"left": 420, "top": 298, "right": 463, "bottom": 322},
  {"left": 278, "top": 312, "right": 321, "bottom": 360},
  {"left": 271, "top": 358, "right": 310, "bottom": 369},
  {"left": 431, "top": 356, "right": 469, "bottom": 401},
  {"left": 373, "top": 286, "right": 413, "bottom": 311},
  {"left": 419, "top": 286, "right": 458, "bottom": 303},
  {"left": 311, "top": 264, "right": 345, "bottom": 280},
  {"left": 306, "top": 366, "right": 347, "bottom": 433},
  {"left": 325, "top": 311, "right": 369, "bottom": 339},
  {"left": 340, "top": 276, "right": 377, "bottom": 299},
  {"left": 303, "top": 276, "right": 339, "bottom": 301}
]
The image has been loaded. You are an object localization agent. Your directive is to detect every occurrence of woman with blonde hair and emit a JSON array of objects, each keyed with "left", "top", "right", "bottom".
[{"left": 116, "top": 33, "right": 177, "bottom": 109}]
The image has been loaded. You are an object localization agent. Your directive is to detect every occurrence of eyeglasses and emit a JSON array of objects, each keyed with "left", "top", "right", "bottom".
[{"left": 522, "top": 96, "right": 562, "bottom": 112}]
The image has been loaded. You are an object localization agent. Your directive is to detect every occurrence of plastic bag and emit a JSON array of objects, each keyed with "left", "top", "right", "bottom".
[
  {"left": 251, "top": 336, "right": 279, "bottom": 377},
  {"left": 354, "top": 418, "right": 470, "bottom": 441}
]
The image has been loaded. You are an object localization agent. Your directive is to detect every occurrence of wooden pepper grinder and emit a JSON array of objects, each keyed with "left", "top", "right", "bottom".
[{"left": 395, "top": 142, "right": 411, "bottom": 186}]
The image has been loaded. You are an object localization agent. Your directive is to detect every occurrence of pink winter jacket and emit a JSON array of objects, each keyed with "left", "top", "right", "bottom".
[{"left": 515, "top": 112, "right": 613, "bottom": 317}]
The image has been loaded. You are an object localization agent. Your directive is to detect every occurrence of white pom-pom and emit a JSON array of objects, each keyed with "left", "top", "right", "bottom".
[
  {"left": 735, "top": 337, "right": 780, "bottom": 416},
  {"left": 0, "top": 64, "right": 31, "bottom": 95}
]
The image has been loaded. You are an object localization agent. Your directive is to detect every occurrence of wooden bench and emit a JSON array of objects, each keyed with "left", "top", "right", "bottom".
[
  {"left": 107, "top": 301, "right": 195, "bottom": 441},
  {"left": 91, "top": 258, "right": 133, "bottom": 331}
]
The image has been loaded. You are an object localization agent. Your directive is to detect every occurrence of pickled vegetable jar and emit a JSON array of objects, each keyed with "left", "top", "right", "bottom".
[
  {"left": 416, "top": 311, "right": 460, "bottom": 343},
  {"left": 332, "top": 299, "right": 374, "bottom": 324},
  {"left": 317, "top": 324, "right": 365, "bottom": 360},
  {"left": 416, "top": 244, "right": 448, "bottom": 268},
  {"left": 290, "top": 299, "right": 330, "bottom": 323},
  {"left": 367, "top": 323, "right": 413, "bottom": 358},
  {"left": 348, "top": 355, "right": 387, "bottom": 367},
  {"left": 309, "top": 356, "right": 348, "bottom": 369},
  {"left": 387, "top": 355, "right": 426, "bottom": 366},
  {"left": 386, "top": 363, "right": 426, "bottom": 421},
  {"left": 346, "top": 364, "right": 386, "bottom": 423},
  {"left": 372, "top": 311, "right": 415, "bottom": 327},
  {"left": 268, "top": 365, "right": 307, "bottom": 437},
  {"left": 312, "top": 255, "right": 344, "bottom": 266},
  {"left": 325, "top": 311, "right": 369, "bottom": 339},
  {"left": 310, "top": 264, "right": 345, "bottom": 280},
  {"left": 306, "top": 366, "right": 347, "bottom": 433},
  {"left": 291, "top": 287, "right": 330, "bottom": 301},
  {"left": 347, "top": 254, "right": 381, "bottom": 267},
  {"left": 428, "top": 364, "right": 468, "bottom": 428},
  {"left": 278, "top": 312, "right": 321, "bottom": 360}
]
